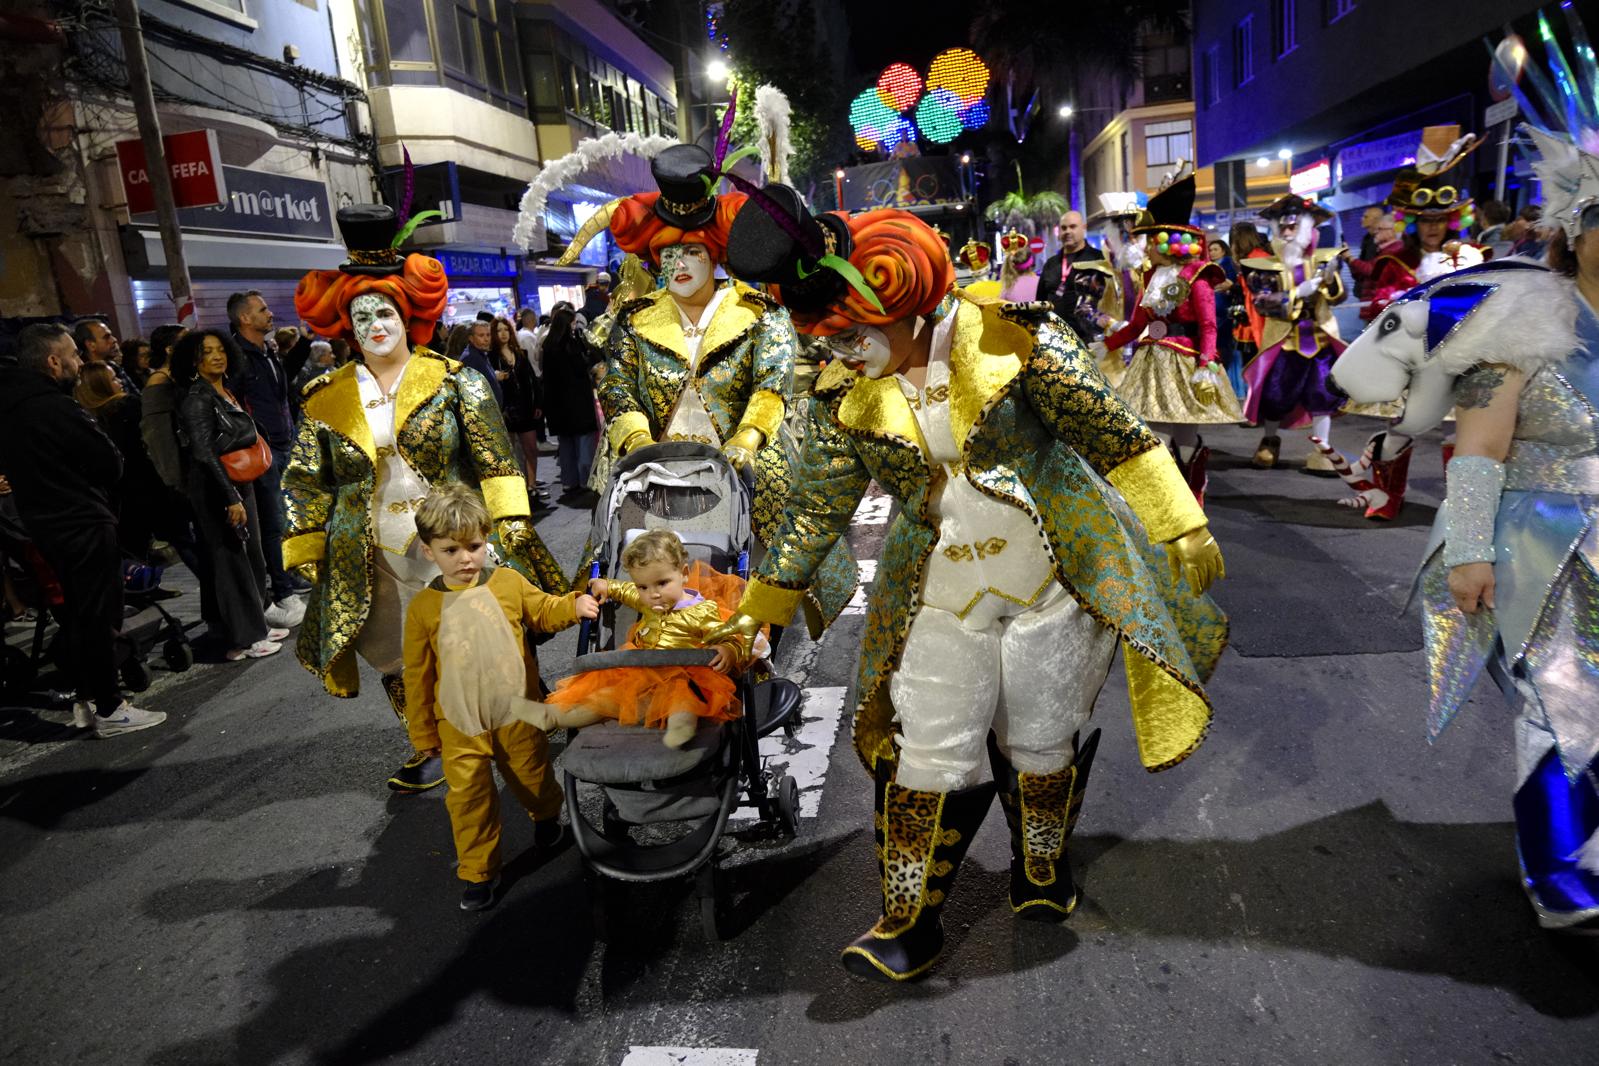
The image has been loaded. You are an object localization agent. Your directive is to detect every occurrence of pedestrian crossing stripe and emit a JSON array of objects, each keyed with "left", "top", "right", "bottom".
[
  {"left": 850, "top": 493, "right": 891, "bottom": 526},
  {"left": 840, "top": 559, "right": 876, "bottom": 616},
  {"left": 728, "top": 686, "right": 847, "bottom": 822},
  {"left": 621, "top": 1047, "right": 758, "bottom": 1064}
]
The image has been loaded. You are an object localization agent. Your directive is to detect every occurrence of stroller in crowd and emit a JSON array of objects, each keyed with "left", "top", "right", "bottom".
[{"left": 557, "top": 441, "right": 804, "bottom": 938}]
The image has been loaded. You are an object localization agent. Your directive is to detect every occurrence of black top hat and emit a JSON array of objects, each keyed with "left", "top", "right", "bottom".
[
  {"left": 1133, "top": 174, "right": 1200, "bottom": 236},
  {"left": 725, "top": 184, "right": 856, "bottom": 314},
  {"left": 336, "top": 204, "right": 407, "bottom": 276},
  {"left": 652, "top": 144, "right": 721, "bottom": 230},
  {"left": 1259, "top": 193, "right": 1333, "bottom": 224}
]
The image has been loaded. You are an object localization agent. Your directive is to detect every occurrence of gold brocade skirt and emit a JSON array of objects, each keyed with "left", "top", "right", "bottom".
[
  {"left": 1098, "top": 347, "right": 1129, "bottom": 389},
  {"left": 1117, "top": 342, "right": 1244, "bottom": 425}
]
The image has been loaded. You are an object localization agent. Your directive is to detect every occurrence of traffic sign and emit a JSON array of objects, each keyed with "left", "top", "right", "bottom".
[
  {"left": 115, "top": 129, "right": 227, "bottom": 214},
  {"left": 1028, "top": 236, "right": 1045, "bottom": 254},
  {"left": 1485, "top": 98, "right": 1518, "bottom": 127}
]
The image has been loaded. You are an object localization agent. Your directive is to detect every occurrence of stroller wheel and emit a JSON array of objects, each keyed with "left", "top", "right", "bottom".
[
  {"left": 163, "top": 639, "right": 194, "bottom": 673},
  {"left": 119, "top": 657, "right": 153, "bottom": 693},
  {"left": 776, "top": 774, "right": 800, "bottom": 839},
  {"left": 697, "top": 863, "right": 728, "bottom": 941}
]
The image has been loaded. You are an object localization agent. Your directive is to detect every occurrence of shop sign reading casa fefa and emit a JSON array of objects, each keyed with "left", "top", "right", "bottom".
[{"left": 115, "top": 129, "right": 227, "bottom": 213}]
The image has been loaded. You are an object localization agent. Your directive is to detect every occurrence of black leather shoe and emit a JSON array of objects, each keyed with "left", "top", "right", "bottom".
[{"left": 387, "top": 750, "right": 445, "bottom": 792}]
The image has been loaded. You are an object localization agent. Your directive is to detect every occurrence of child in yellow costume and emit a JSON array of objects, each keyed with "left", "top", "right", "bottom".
[
  {"left": 401, "top": 484, "right": 599, "bottom": 911},
  {"left": 515, "top": 531, "right": 752, "bottom": 749}
]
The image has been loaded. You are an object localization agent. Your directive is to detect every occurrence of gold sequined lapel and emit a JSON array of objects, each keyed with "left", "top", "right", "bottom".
[
  {"left": 697, "top": 283, "right": 759, "bottom": 370},
  {"left": 395, "top": 348, "right": 446, "bottom": 444},
  {"left": 629, "top": 290, "right": 689, "bottom": 363},
  {"left": 837, "top": 373, "right": 929, "bottom": 458},
  {"left": 303, "top": 362, "right": 374, "bottom": 463},
  {"left": 948, "top": 296, "right": 1025, "bottom": 448}
]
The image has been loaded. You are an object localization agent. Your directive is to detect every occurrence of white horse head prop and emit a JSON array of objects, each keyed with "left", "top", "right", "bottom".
[{"left": 1329, "top": 262, "right": 1577, "bottom": 435}]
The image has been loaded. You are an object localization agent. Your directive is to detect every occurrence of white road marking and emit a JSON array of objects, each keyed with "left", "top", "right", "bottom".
[
  {"left": 621, "top": 1049, "right": 758, "bottom": 1065},
  {"left": 840, "top": 559, "right": 876, "bottom": 616},
  {"left": 730, "top": 686, "right": 847, "bottom": 822},
  {"left": 850, "top": 494, "right": 891, "bottom": 526}
]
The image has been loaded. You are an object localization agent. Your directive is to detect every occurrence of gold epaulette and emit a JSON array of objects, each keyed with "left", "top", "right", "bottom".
[
  {"left": 999, "top": 300, "right": 1054, "bottom": 319},
  {"left": 300, "top": 371, "right": 336, "bottom": 399}
]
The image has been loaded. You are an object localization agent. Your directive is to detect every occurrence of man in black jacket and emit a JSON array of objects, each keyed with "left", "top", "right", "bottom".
[
  {"left": 228, "top": 290, "right": 309, "bottom": 624},
  {"left": 1037, "top": 210, "right": 1109, "bottom": 338},
  {"left": 0, "top": 323, "right": 165, "bottom": 737}
]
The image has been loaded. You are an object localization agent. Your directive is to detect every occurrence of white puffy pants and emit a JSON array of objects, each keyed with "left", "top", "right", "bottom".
[{"left": 889, "top": 582, "right": 1118, "bottom": 793}]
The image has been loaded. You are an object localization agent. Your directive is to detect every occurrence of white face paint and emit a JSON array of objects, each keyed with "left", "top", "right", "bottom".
[
  {"left": 660, "top": 243, "right": 714, "bottom": 300},
  {"left": 350, "top": 293, "right": 404, "bottom": 358},
  {"left": 829, "top": 325, "right": 893, "bottom": 378}
]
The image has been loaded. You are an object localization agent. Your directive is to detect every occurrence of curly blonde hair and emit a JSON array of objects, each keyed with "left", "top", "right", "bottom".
[
  {"left": 621, "top": 530, "right": 690, "bottom": 573},
  {"left": 414, "top": 483, "right": 491, "bottom": 543}
]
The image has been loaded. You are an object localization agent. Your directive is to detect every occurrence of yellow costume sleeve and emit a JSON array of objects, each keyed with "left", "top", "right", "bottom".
[
  {"left": 1105, "top": 448, "right": 1207, "bottom": 544},
  {"left": 600, "top": 320, "right": 653, "bottom": 452},
  {"left": 520, "top": 578, "right": 580, "bottom": 635},
  {"left": 738, "top": 394, "right": 870, "bottom": 626},
  {"left": 401, "top": 592, "right": 442, "bottom": 751}
]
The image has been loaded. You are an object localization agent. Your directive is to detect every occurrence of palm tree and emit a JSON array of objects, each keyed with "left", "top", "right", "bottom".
[{"left": 985, "top": 161, "right": 1068, "bottom": 237}]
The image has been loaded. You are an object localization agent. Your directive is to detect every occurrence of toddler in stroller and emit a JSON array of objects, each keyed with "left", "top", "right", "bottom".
[{"left": 512, "top": 530, "right": 754, "bottom": 747}]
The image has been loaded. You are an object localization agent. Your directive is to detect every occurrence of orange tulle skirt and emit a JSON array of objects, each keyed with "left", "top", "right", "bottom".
[{"left": 545, "top": 561, "right": 749, "bottom": 728}]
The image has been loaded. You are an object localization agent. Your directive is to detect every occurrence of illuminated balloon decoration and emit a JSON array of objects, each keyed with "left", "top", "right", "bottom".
[{"left": 849, "top": 47, "right": 991, "bottom": 152}]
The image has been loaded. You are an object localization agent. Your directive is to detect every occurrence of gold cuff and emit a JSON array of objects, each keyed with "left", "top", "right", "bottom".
[
  {"left": 1106, "top": 446, "right": 1206, "bottom": 544},
  {"left": 739, "top": 389, "right": 786, "bottom": 443},
  {"left": 739, "top": 578, "right": 806, "bottom": 626},
  {"left": 282, "top": 531, "right": 327, "bottom": 571},
  {"left": 607, "top": 411, "right": 651, "bottom": 453},
  {"left": 480, "top": 475, "right": 530, "bottom": 520}
]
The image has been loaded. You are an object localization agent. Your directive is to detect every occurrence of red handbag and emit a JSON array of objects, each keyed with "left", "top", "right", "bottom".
[{"left": 220, "top": 434, "right": 271, "bottom": 482}]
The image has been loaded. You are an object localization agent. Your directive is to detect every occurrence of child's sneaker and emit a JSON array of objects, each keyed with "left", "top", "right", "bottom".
[
  {"left": 460, "top": 875, "right": 500, "bottom": 911},
  {"left": 93, "top": 701, "right": 167, "bottom": 738}
]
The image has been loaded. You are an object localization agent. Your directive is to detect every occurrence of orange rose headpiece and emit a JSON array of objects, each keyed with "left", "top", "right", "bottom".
[
  {"left": 294, "top": 204, "right": 448, "bottom": 346},
  {"left": 555, "top": 144, "right": 745, "bottom": 269},
  {"left": 724, "top": 184, "right": 954, "bottom": 337}
]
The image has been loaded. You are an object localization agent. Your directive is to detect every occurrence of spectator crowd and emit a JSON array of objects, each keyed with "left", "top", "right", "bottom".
[{"left": 0, "top": 292, "right": 608, "bottom": 740}]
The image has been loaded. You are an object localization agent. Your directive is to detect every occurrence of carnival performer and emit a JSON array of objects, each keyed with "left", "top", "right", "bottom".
[
  {"left": 1067, "top": 192, "right": 1146, "bottom": 382},
  {"left": 711, "top": 186, "right": 1229, "bottom": 981},
  {"left": 543, "top": 142, "right": 856, "bottom": 631},
  {"left": 996, "top": 230, "right": 1040, "bottom": 302},
  {"left": 285, "top": 204, "right": 565, "bottom": 793},
  {"left": 1327, "top": 128, "right": 1482, "bottom": 520},
  {"left": 1238, "top": 194, "right": 1348, "bottom": 474},
  {"left": 1348, "top": 126, "right": 1483, "bottom": 321},
  {"left": 1096, "top": 174, "right": 1243, "bottom": 504}
]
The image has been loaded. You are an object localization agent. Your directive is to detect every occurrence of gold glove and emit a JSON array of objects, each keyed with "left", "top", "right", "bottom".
[
  {"left": 1164, "top": 526, "right": 1225, "bottom": 593},
  {"left": 721, "top": 426, "right": 765, "bottom": 473},
  {"left": 293, "top": 560, "right": 322, "bottom": 586},
  {"left": 704, "top": 611, "right": 763, "bottom": 658},
  {"left": 618, "top": 430, "right": 651, "bottom": 456},
  {"left": 499, "top": 517, "right": 535, "bottom": 557}
]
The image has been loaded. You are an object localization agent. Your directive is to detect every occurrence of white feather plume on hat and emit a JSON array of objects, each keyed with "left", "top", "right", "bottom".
[
  {"left": 754, "top": 84, "right": 792, "bottom": 185},
  {"left": 512, "top": 131, "right": 678, "bottom": 253}
]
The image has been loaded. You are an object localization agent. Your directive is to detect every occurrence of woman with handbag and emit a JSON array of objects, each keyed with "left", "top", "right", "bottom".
[{"left": 173, "top": 330, "right": 284, "bottom": 661}]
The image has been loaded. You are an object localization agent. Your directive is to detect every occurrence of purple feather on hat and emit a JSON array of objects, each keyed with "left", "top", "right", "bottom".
[
  {"left": 721, "top": 170, "right": 824, "bottom": 258},
  {"left": 712, "top": 85, "right": 739, "bottom": 172}
]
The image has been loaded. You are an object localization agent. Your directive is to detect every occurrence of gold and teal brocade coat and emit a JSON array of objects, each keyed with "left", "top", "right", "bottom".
[
  {"left": 597, "top": 283, "right": 858, "bottom": 632},
  {"left": 740, "top": 293, "right": 1228, "bottom": 773},
  {"left": 282, "top": 347, "right": 565, "bottom": 697}
]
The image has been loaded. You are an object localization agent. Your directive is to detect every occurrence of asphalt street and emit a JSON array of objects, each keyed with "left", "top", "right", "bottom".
[{"left": 1, "top": 423, "right": 1596, "bottom": 1066}]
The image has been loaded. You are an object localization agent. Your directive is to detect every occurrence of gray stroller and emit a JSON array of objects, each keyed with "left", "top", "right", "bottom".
[{"left": 559, "top": 441, "right": 804, "bottom": 938}]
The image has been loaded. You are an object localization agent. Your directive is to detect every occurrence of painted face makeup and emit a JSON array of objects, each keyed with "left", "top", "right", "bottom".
[
  {"left": 829, "top": 325, "right": 893, "bottom": 378},
  {"left": 350, "top": 293, "right": 405, "bottom": 358},
  {"left": 661, "top": 243, "right": 713, "bottom": 300}
]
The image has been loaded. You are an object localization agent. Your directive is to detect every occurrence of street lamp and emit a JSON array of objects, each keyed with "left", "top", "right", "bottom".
[
  {"left": 1276, "top": 147, "right": 1292, "bottom": 161},
  {"left": 1057, "top": 104, "right": 1074, "bottom": 119},
  {"left": 1255, "top": 156, "right": 1271, "bottom": 168},
  {"left": 707, "top": 59, "right": 729, "bottom": 82}
]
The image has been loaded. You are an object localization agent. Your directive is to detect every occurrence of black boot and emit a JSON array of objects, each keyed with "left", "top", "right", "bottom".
[
  {"left": 840, "top": 759, "right": 996, "bottom": 982},
  {"left": 381, "top": 674, "right": 446, "bottom": 793},
  {"left": 989, "top": 729, "right": 1100, "bottom": 920}
]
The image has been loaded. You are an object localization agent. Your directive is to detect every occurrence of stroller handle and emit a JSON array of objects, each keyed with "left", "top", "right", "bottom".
[{"left": 575, "top": 559, "right": 602, "bottom": 656}]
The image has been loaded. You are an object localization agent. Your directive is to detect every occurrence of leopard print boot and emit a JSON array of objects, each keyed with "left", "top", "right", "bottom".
[
  {"left": 989, "top": 728, "right": 1101, "bottom": 920},
  {"left": 840, "top": 758, "right": 996, "bottom": 982}
]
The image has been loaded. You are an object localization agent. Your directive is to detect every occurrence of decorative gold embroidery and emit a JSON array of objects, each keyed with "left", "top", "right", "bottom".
[
  {"left": 924, "top": 384, "right": 950, "bottom": 404},
  {"left": 942, "top": 544, "right": 974, "bottom": 562},
  {"left": 938, "top": 538, "right": 1007, "bottom": 562},
  {"left": 376, "top": 445, "right": 395, "bottom": 461},
  {"left": 365, "top": 396, "right": 389, "bottom": 409},
  {"left": 975, "top": 537, "right": 1007, "bottom": 559}
]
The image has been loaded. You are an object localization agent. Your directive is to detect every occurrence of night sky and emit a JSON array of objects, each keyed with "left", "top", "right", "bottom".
[{"left": 843, "top": 1, "right": 980, "bottom": 79}]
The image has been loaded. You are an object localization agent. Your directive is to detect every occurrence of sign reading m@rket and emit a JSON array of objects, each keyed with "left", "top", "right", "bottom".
[
  {"left": 132, "top": 166, "right": 334, "bottom": 241},
  {"left": 116, "top": 130, "right": 226, "bottom": 213}
]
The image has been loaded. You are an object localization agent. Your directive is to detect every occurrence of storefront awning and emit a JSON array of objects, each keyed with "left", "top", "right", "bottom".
[{"left": 130, "top": 228, "right": 346, "bottom": 277}]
